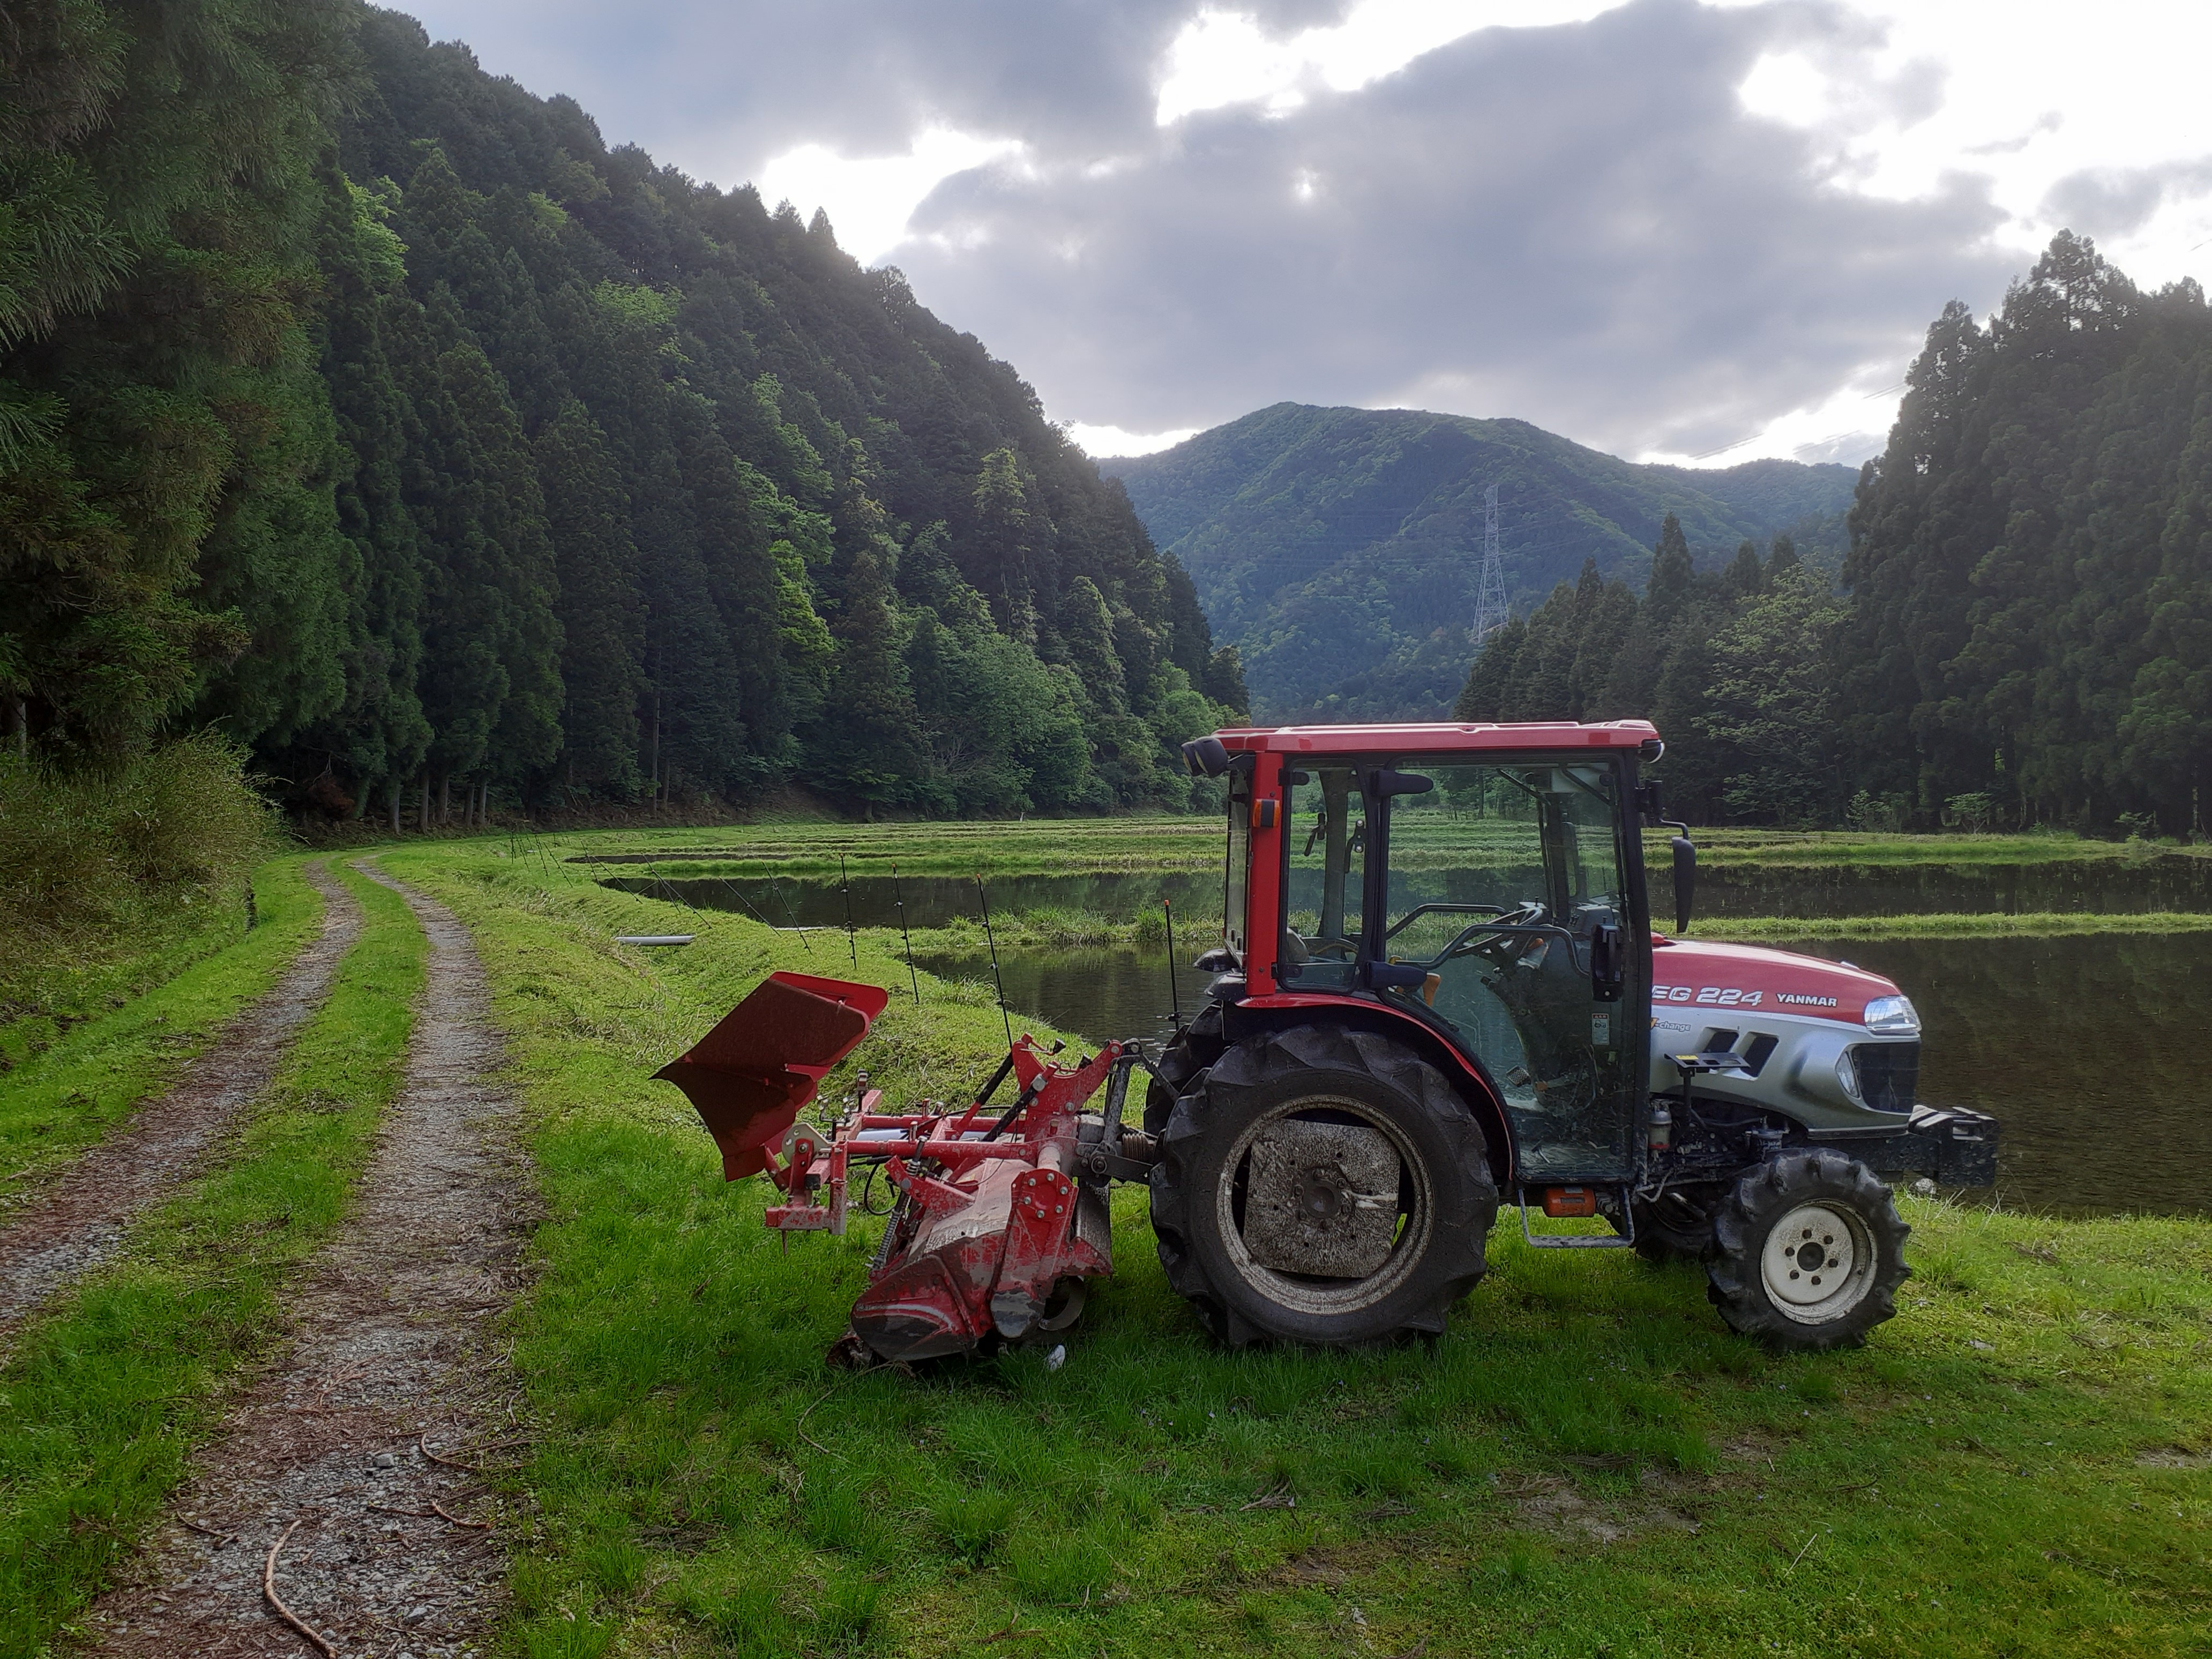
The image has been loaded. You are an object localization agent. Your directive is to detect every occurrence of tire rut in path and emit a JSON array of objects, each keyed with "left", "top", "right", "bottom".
[
  {"left": 88, "top": 864, "right": 535, "bottom": 1659},
  {"left": 0, "top": 862, "right": 363, "bottom": 1346}
]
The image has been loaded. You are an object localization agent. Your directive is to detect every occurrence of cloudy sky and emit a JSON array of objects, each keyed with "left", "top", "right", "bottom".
[{"left": 394, "top": 1, "right": 2212, "bottom": 466}]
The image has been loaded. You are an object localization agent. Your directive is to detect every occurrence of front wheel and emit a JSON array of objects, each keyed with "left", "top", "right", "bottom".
[
  {"left": 1149, "top": 1026, "right": 1497, "bottom": 1347},
  {"left": 1707, "top": 1151, "right": 1909, "bottom": 1350}
]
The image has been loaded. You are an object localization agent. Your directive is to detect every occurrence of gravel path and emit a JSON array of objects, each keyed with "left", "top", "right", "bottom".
[
  {"left": 87, "top": 864, "right": 534, "bottom": 1659},
  {"left": 0, "top": 862, "right": 362, "bottom": 1347}
]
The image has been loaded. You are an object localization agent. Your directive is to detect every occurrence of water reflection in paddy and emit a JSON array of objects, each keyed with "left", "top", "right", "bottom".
[
  {"left": 613, "top": 858, "right": 2212, "bottom": 1218},
  {"left": 913, "top": 931, "right": 2211, "bottom": 1221}
]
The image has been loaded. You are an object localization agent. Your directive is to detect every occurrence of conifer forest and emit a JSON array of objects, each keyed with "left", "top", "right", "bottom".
[
  {"left": 4, "top": 3, "right": 2208, "bottom": 838},
  {"left": 2, "top": 1, "right": 1245, "bottom": 828},
  {"left": 1458, "top": 233, "right": 2212, "bottom": 838}
]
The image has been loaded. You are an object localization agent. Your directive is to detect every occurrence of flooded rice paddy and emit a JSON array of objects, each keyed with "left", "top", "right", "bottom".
[{"left": 614, "top": 855, "right": 2212, "bottom": 1217}]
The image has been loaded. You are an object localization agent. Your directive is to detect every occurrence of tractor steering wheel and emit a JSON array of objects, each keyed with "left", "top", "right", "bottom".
[{"left": 1431, "top": 900, "right": 1549, "bottom": 966}]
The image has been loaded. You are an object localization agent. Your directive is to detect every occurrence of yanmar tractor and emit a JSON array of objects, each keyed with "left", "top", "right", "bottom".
[{"left": 654, "top": 721, "right": 1998, "bottom": 1363}]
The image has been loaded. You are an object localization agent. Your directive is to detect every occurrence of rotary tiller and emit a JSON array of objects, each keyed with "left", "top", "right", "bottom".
[{"left": 654, "top": 969, "right": 1157, "bottom": 1364}]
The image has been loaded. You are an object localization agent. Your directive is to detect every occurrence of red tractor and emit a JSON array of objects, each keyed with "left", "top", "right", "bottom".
[{"left": 656, "top": 720, "right": 1996, "bottom": 1362}]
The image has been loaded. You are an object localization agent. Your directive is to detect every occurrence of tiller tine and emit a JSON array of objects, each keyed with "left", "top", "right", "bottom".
[
  {"left": 652, "top": 972, "right": 888, "bottom": 1179},
  {"left": 654, "top": 975, "right": 1157, "bottom": 1367}
]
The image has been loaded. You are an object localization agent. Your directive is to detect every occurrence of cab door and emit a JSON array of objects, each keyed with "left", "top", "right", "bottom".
[{"left": 1371, "top": 757, "right": 1642, "bottom": 1183}]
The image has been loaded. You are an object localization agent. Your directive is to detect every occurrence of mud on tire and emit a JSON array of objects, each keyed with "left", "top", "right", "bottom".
[
  {"left": 1707, "top": 1150, "right": 1909, "bottom": 1350},
  {"left": 1148, "top": 1026, "right": 1497, "bottom": 1347}
]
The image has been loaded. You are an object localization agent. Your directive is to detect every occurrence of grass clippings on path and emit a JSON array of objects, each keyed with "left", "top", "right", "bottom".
[
  {"left": 392, "top": 841, "right": 2212, "bottom": 1659},
  {"left": 0, "top": 861, "right": 426, "bottom": 1656}
]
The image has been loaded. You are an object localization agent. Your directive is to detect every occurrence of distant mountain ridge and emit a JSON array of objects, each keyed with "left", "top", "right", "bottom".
[{"left": 1101, "top": 403, "right": 1858, "bottom": 721}]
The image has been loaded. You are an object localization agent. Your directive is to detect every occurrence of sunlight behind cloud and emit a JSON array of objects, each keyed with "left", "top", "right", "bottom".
[
  {"left": 1066, "top": 423, "right": 1200, "bottom": 458},
  {"left": 1730, "top": 1, "right": 2212, "bottom": 293},
  {"left": 1155, "top": 0, "right": 1626, "bottom": 126},
  {"left": 1638, "top": 375, "right": 1909, "bottom": 472},
  {"left": 758, "top": 128, "right": 1022, "bottom": 265}
]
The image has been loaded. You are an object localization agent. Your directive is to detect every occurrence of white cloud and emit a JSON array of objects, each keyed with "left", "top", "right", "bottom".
[
  {"left": 758, "top": 128, "right": 1024, "bottom": 265},
  {"left": 1153, "top": 1, "right": 1630, "bottom": 125},
  {"left": 1727, "top": 1, "right": 2212, "bottom": 290},
  {"left": 1066, "top": 423, "right": 1201, "bottom": 457},
  {"left": 387, "top": 1, "right": 2212, "bottom": 465}
]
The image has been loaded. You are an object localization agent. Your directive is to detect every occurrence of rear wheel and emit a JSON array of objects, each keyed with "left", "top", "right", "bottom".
[
  {"left": 1707, "top": 1151, "right": 1909, "bottom": 1350},
  {"left": 1149, "top": 1026, "right": 1496, "bottom": 1346}
]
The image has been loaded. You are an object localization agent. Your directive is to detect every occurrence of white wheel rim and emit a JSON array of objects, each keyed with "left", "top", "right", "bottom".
[{"left": 1760, "top": 1201, "right": 1875, "bottom": 1325}]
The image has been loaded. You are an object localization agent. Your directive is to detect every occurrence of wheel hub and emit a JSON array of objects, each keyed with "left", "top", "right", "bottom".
[
  {"left": 1235, "top": 1112, "right": 1409, "bottom": 1286},
  {"left": 1760, "top": 1201, "right": 1875, "bottom": 1324}
]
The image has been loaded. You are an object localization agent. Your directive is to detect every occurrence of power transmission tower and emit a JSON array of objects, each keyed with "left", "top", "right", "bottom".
[{"left": 1470, "top": 483, "right": 1508, "bottom": 649}]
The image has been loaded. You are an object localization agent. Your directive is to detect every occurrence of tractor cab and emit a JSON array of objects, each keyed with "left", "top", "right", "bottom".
[{"left": 1191, "top": 722, "right": 1661, "bottom": 1190}]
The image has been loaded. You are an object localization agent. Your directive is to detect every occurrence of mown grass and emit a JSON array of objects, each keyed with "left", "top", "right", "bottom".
[
  {"left": 0, "top": 857, "right": 323, "bottom": 1207},
  {"left": 385, "top": 843, "right": 2212, "bottom": 1659},
  {"left": 1699, "top": 910, "right": 2212, "bottom": 941},
  {"left": 0, "top": 860, "right": 427, "bottom": 1657},
  {"left": 551, "top": 819, "right": 2197, "bottom": 881}
]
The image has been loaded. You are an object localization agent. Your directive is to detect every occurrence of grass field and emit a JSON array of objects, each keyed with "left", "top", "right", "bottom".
[
  {"left": 377, "top": 835, "right": 2211, "bottom": 1659},
  {"left": 0, "top": 860, "right": 426, "bottom": 1656}
]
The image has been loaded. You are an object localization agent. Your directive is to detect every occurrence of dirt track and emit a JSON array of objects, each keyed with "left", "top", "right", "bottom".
[
  {"left": 0, "top": 862, "right": 362, "bottom": 1347},
  {"left": 88, "top": 864, "right": 533, "bottom": 1659}
]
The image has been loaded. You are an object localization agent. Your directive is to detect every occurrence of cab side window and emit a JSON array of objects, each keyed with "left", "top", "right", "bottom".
[{"left": 1280, "top": 764, "right": 1366, "bottom": 989}]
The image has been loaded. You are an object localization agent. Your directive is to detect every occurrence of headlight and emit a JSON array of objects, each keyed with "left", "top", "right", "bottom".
[
  {"left": 1834, "top": 1049, "right": 1860, "bottom": 1103},
  {"left": 1863, "top": 995, "right": 1920, "bottom": 1035}
]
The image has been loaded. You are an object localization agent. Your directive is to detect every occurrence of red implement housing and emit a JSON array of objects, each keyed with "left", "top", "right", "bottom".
[
  {"left": 653, "top": 972, "right": 889, "bottom": 1179},
  {"left": 656, "top": 973, "right": 1129, "bottom": 1365}
]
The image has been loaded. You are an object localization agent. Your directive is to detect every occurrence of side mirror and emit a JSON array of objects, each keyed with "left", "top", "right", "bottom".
[
  {"left": 1182, "top": 736, "right": 1230, "bottom": 778},
  {"left": 1669, "top": 829, "right": 1696, "bottom": 934}
]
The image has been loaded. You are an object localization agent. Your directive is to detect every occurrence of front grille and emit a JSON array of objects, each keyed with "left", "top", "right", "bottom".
[{"left": 1850, "top": 1041, "right": 1919, "bottom": 1112}]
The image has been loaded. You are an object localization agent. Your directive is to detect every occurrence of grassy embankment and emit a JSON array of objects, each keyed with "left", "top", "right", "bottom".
[
  {"left": 0, "top": 860, "right": 427, "bottom": 1656},
  {"left": 0, "top": 733, "right": 281, "bottom": 1073},
  {"left": 0, "top": 859, "right": 323, "bottom": 1211},
  {"left": 385, "top": 835, "right": 2210, "bottom": 1659}
]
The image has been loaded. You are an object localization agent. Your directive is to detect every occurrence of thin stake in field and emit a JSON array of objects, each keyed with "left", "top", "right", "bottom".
[
  {"left": 893, "top": 863, "right": 921, "bottom": 1005},
  {"left": 1162, "top": 896, "right": 1183, "bottom": 1030},
  {"left": 976, "top": 875, "right": 1014, "bottom": 1051},
  {"left": 840, "top": 855, "right": 858, "bottom": 970}
]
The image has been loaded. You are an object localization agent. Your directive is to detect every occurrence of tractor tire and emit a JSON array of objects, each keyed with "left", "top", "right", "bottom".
[
  {"left": 1146, "top": 1007, "right": 1222, "bottom": 1135},
  {"left": 1149, "top": 1025, "right": 1496, "bottom": 1347},
  {"left": 1614, "top": 1187, "right": 1720, "bottom": 1264},
  {"left": 1707, "top": 1150, "right": 1909, "bottom": 1350}
]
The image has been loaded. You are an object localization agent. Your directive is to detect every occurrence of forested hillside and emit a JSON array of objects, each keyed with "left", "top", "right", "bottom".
[
  {"left": 1, "top": 1, "right": 1243, "bottom": 825},
  {"left": 1461, "top": 235, "right": 2212, "bottom": 836},
  {"left": 1103, "top": 404, "right": 1854, "bottom": 720}
]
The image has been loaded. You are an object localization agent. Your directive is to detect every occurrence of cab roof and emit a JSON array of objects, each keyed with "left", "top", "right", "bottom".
[{"left": 1216, "top": 720, "right": 1660, "bottom": 755}]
